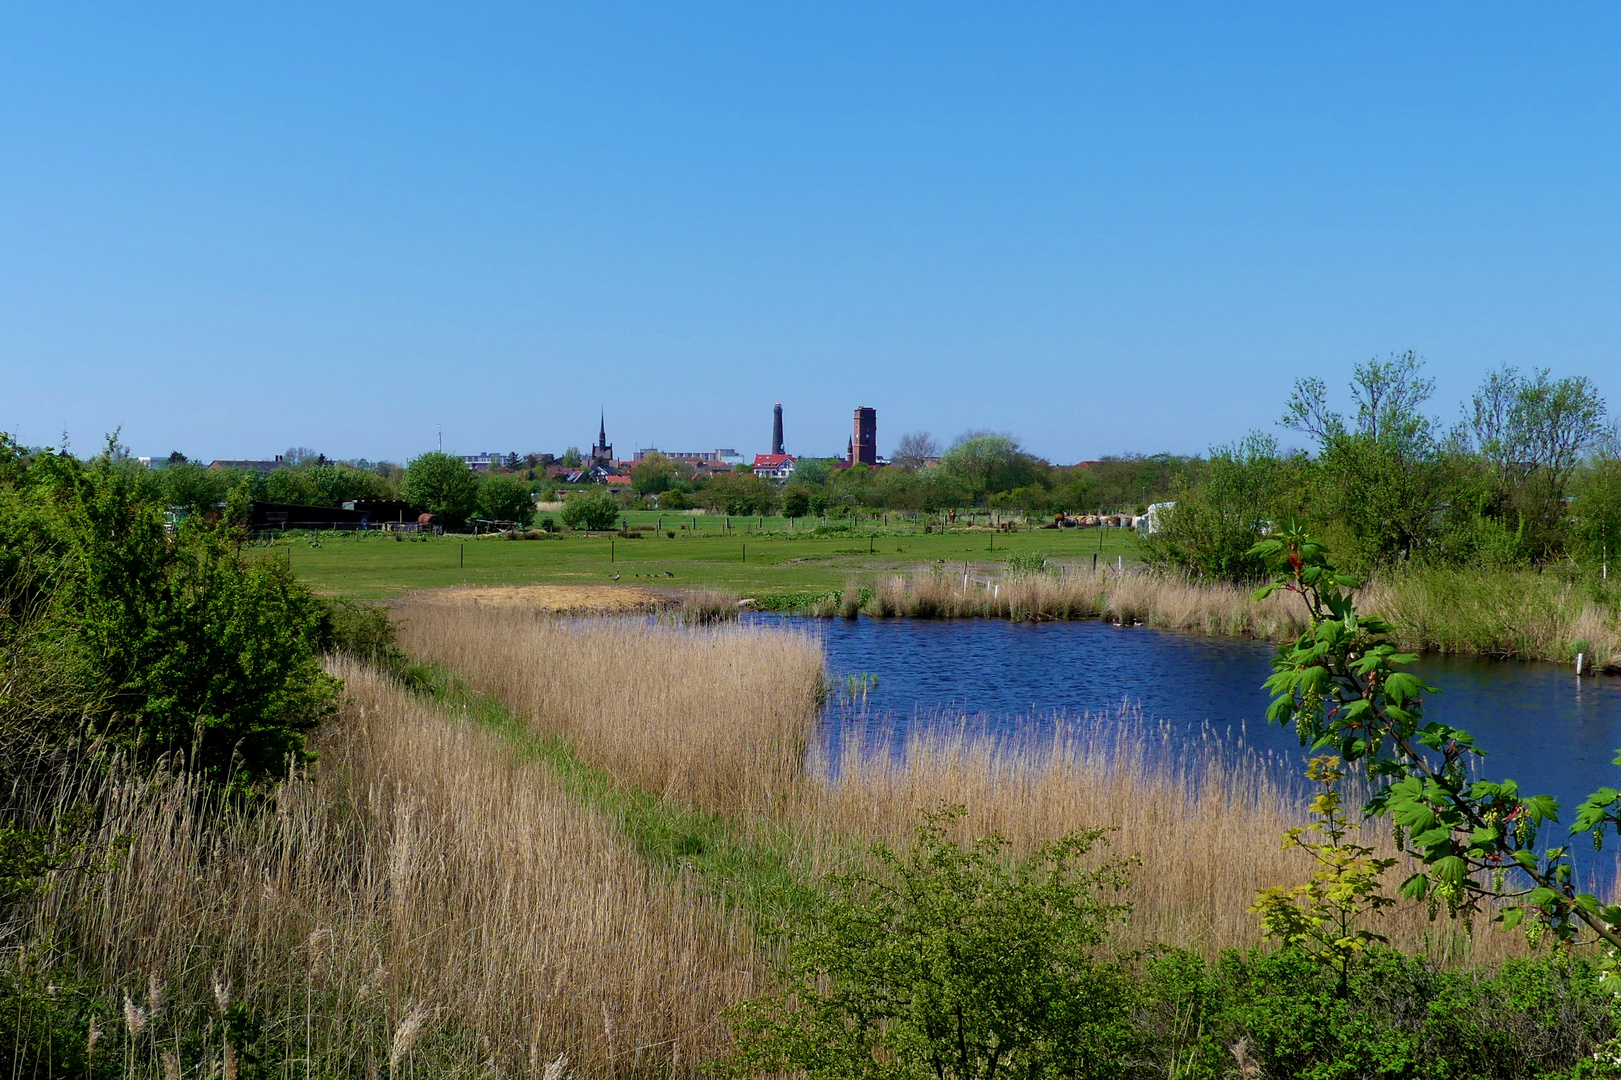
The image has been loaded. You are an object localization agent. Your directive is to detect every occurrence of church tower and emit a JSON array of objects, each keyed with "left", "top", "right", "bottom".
[{"left": 591, "top": 411, "right": 614, "bottom": 465}]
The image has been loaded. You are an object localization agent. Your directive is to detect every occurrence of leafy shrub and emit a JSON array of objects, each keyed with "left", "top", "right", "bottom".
[
  {"left": 475, "top": 473, "right": 534, "bottom": 525},
  {"left": 1135, "top": 947, "right": 1618, "bottom": 1080},
  {"left": 722, "top": 806, "right": 1139, "bottom": 1080},
  {"left": 559, "top": 489, "right": 620, "bottom": 531},
  {"left": 0, "top": 452, "right": 336, "bottom": 789}
]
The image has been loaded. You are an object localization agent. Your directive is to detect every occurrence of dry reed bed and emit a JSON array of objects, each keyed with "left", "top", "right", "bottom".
[
  {"left": 399, "top": 602, "right": 1537, "bottom": 964},
  {"left": 798, "top": 717, "right": 1531, "bottom": 963},
  {"left": 845, "top": 568, "right": 1621, "bottom": 671},
  {"left": 850, "top": 570, "right": 1309, "bottom": 638},
  {"left": 29, "top": 661, "right": 754, "bottom": 1077},
  {"left": 392, "top": 598, "right": 827, "bottom": 816}
]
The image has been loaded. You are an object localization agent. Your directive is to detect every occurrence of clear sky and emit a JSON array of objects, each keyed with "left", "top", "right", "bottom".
[{"left": 3, "top": 4, "right": 1618, "bottom": 465}]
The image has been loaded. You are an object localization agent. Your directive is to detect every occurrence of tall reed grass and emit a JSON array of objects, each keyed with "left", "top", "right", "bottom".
[
  {"left": 391, "top": 598, "right": 826, "bottom": 815},
  {"left": 843, "top": 568, "right": 1308, "bottom": 639},
  {"left": 795, "top": 714, "right": 1531, "bottom": 963},
  {"left": 834, "top": 565, "right": 1621, "bottom": 671},
  {"left": 19, "top": 661, "right": 755, "bottom": 1077},
  {"left": 394, "top": 598, "right": 1539, "bottom": 964},
  {"left": 1362, "top": 566, "right": 1621, "bottom": 671}
]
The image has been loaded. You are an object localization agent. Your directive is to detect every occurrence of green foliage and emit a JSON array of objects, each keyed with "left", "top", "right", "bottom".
[
  {"left": 781, "top": 486, "right": 811, "bottom": 518},
  {"left": 701, "top": 472, "right": 779, "bottom": 515},
  {"left": 1134, "top": 947, "right": 1619, "bottom": 1080},
  {"left": 559, "top": 489, "right": 620, "bottom": 531},
  {"left": 793, "top": 457, "right": 837, "bottom": 486},
  {"left": 721, "top": 806, "right": 1138, "bottom": 1080},
  {"left": 938, "top": 433, "right": 1048, "bottom": 505},
  {"left": 1571, "top": 451, "right": 1621, "bottom": 573},
  {"left": 1001, "top": 551, "right": 1049, "bottom": 576},
  {"left": 402, "top": 451, "right": 479, "bottom": 528},
  {"left": 0, "top": 449, "right": 337, "bottom": 789},
  {"left": 1251, "top": 521, "right": 1621, "bottom": 972},
  {"left": 1249, "top": 755, "right": 1397, "bottom": 994},
  {"left": 1140, "top": 432, "right": 1288, "bottom": 580},
  {"left": 475, "top": 473, "right": 534, "bottom": 525},
  {"left": 631, "top": 453, "right": 677, "bottom": 496}
]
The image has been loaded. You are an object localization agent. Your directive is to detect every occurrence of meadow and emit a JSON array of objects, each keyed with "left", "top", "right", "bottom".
[{"left": 263, "top": 513, "right": 1145, "bottom": 600}]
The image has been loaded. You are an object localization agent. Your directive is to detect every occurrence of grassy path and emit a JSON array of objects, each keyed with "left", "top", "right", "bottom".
[{"left": 409, "top": 663, "right": 837, "bottom": 935}]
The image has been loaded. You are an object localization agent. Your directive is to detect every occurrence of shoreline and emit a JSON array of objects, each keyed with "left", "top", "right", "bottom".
[{"left": 750, "top": 569, "right": 1620, "bottom": 674}]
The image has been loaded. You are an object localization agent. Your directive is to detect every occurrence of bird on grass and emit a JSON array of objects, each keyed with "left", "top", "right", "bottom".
[
  {"left": 663, "top": 570, "right": 675, "bottom": 577},
  {"left": 612, "top": 572, "right": 620, "bottom": 581}
]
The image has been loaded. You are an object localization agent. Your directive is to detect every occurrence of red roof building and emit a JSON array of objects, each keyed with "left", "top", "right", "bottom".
[{"left": 751, "top": 453, "right": 797, "bottom": 481}]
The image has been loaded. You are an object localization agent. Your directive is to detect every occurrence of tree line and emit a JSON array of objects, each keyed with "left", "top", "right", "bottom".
[{"left": 1144, "top": 354, "right": 1618, "bottom": 580}]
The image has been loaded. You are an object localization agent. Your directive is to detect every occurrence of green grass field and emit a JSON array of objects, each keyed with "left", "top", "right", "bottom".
[{"left": 266, "top": 512, "right": 1145, "bottom": 600}]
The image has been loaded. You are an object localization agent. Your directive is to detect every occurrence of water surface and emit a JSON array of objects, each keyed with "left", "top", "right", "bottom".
[{"left": 756, "top": 615, "right": 1621, "bottom": 828}]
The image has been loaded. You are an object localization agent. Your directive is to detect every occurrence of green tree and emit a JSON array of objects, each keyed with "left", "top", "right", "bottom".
[
  {"left": 792, "top": 456, "right": 837, "bottom": 486},
  {"left": 1282, "top": 354, "right": 1447, "bottom": 568},
  {"left": 723, "top": 807, "right": 1138, "bottom": 1080},
  {"left": 476, "top": 474, "right": 534, "bottom": 525},
  {"left": 161, "top": 460, "right": 232, "bottom": 516},
  {"left": 306, "top": 462, "right": 393, "bottom": 506},
  {"left": 1140, "top": 433, "right": 1288, "bottom": 580},
  {"left": 264, "top": 466, "right": 320, "bottom": 505},
  {"left": 701, "top": 473, "right": 778, "bottom": 515},
  {"left": 402, "top": 451, "right": 479, "bottom": 528},
  {"left": 559, "top": 489, "right": 619, "bottom": 531},
  {"left": 1571, "top": 446, "right": 1621, "bottom": 573},
  {"left": 938, "top": 433, "right": 1048, "bottom": 505},
  {"left": 781, "top": 486, "right": 811, "bottom": 518},
  {"left": 631, "top": 453, "right": 676, "bottom": 496}
]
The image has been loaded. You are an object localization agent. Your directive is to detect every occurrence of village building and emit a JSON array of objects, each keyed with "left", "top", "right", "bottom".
[{"left": 752, "top": 453, "right": 796, "bottom": 481}]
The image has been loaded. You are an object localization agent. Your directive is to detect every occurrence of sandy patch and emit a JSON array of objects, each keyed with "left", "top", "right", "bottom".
[{"left": 407, "top": 584, "right": 670, "bottom": 615}]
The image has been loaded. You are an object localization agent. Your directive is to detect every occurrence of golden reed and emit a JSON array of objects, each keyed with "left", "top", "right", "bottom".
[
  {"left": 25, "top": 661, "right": 755, "bottom": 1077},
  {"left": 399, "top": 595, "right": 1540, "bottom": 963}
]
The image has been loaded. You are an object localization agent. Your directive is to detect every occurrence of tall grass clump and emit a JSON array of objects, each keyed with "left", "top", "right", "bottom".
[
  {"left": 12, "top": 661, "right": 754, "bottom": 1077},
  {"left": 794, "top": 714, "right": 1531, "bottom": 964},
  {"left": 1364, "top": 564, "right": 1621, "bottom": 671},
  {"left": 856, "top": 568, "right": 1308, "bottom": 638},
  {"left": 396, "top": 606, "right": 1537, "bottom": 965},
  {"left": 391, "top": 598, "right": 826, "bottom": 815}
]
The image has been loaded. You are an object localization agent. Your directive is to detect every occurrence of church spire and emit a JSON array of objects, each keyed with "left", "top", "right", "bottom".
[{"left": 599, "top": 410, "right": 607, "bottom": 447}]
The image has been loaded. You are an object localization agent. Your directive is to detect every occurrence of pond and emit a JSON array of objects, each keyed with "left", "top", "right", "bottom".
[{"left": 755, "top": 615, "right": 1621, "bottom": 831}]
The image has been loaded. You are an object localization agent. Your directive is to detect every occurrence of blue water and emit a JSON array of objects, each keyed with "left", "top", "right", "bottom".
[{"left": 753, "top": 615, "right": 1621, "bottom": 830}]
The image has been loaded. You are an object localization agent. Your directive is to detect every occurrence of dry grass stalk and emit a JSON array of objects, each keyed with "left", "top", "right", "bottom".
[
  {"left": 25, "top": 661, "right": 755, "bottom": 1077},
  {"left": 391, "top": 598, "right": 826, "bottom": 815},
  {"left": 852, "top": 569, "right": 1308, "bottom": 639},
  {"left": 796, "top": 715, "right": 1532, "bottom": 963},
  {"left": 853, "top": 565, "right": 1621, "bottom": 671}
]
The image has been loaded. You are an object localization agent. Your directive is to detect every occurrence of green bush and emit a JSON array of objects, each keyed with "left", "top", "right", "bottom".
[
  {"left": 475, "top": 473, "right": 534, "bottom": 525},
  {"left": 1134, "top": 947, "right": 1618, "bottom": 1080},
  {"left": 0, "top": 446, "right": 337, "bottom": 789},
  {"left": 722, "top": 806, "right": 1140, "bottom": 1080},
  {"left": 559, "top": 489, "right": 620, "bottom": 531}
]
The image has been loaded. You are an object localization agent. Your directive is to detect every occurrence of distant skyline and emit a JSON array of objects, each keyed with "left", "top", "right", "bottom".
[{"left": 3, "top": 4, "right": 1620, "bottom": 463}]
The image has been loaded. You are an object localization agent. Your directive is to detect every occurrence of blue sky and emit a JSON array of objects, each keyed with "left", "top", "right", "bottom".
[{"left": 3, "top": 4, "right": 1618, "bottom": 464}]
